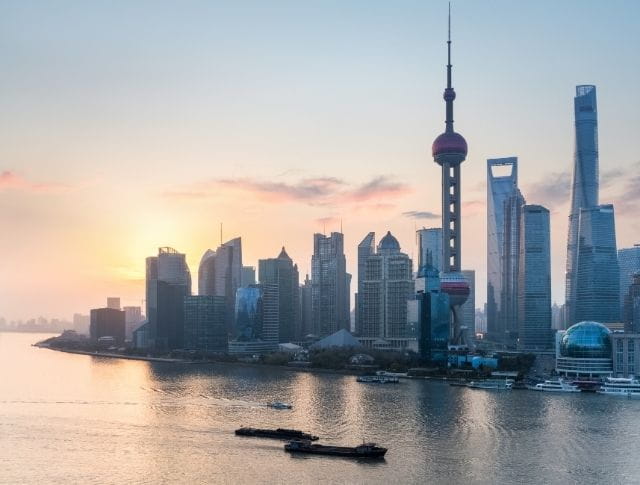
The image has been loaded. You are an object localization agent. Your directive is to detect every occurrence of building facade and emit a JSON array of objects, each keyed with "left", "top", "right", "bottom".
[
  {"left": 90, "top": 307, "right": 125, "bottom": 345},
  {"left": 299, "top": 274, "right": 313, "bottom": 339},
  {"left": 518, "top": 205, "right": 552, "bottom": 350},
  {"left": 417, "top": 228, "right": 443, "bottom": 273},
  {"left": 487, "top": 157, "right": 522, "bottom": 345},
  {"left": 241, "top": 266, "right": 256, "bottom": 287},
  {"left": 107, "top": 297, "right": 121, "bottom": 310},
  {"left": 574, "top": 205, "right": 619, "bottom": 324},
  {"left": 258, "top": 247, "right": 300, "bottom": 342},
  {"left": 618, "top": 245, "right": 640, "bottom": 317},
  {"left": 183, "top": 295, "right": 227, "bottom": 353},
  {"left": 623, "top": 274, "right": 640, "bottom": 333},
  {"left": 357, "top": 232, "right": 414, "bottom": 340},
  {"left": 123, "top": 306, "right": 142, "bottom": 342},
  {"left": 566, "top": 85, "right": 600, "bottom": 328},
  {"left": 460, "top": 270, "right": 475, "bottom": 342},
  {"left": 611, "top": 333, "right": 640, "bottom": 378},
  {"left": 311, "top": 232, "right": 350, "bottom": 337}
]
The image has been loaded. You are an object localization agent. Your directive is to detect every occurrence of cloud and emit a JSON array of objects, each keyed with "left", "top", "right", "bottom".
[
  {"left": 524, "top": 171, "right": 571, "bottom": 208},
  {"left": 0, "top": 171, "right": 70, "bottom": 193},
  {"left": 165, "top": 175, "right": 411, "bottom": 207},
  {"left": 614, "top": 162, "right": 640, "bottom": 214},
  {"left": 402, "top": 210, "right": 440, "bottom": 220}
]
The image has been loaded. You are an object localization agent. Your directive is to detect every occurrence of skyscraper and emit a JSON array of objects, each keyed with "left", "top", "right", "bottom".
[
  {"left": 258, "top": 247, "right": 300, "bottom": 342},
  {"left": 198, "top": 237, "right": 242, "bottom": 332},
  {"left": 183, "top": 295, "right": 227, "bottom": 353},
  {"left": 311, "top": 232, "right": 350, "bottom": 337},
  {"left": 230, "top": 284, "right": 279, "bottom": 354},
  {"left": 417, "top": 228, "right": 443, "bottom": 273},
  {"left": 518, "top": 205, "right": 552, "bottom": 350},
  {"left": 90, "top": 307, "right": 126, "bottom": 345},
  {"left": 623, "top": 273, "right": 640, "bottom": 333},
  {"left": 106, "top": 297, "right": 121, "bottom": 310},
  {"left": 574, "top": 205, "right": 620, "bottom": 324},
  {"left": 487, "top": 157, "right": 523, "bottom": 345},
  {"left": 123, "top": 306, "right": 142, "bottom": 341},
  {"left": 461, "top": 270, "right": 475, "bottom": 342},
  {"left": 357, "top": 232, "right": 414, "bottom": 339},
  {"left": 565, "top": 85, "right": 600, "bottom": 327},
  {"left": 241, "top": 266, "right": 256, "bottom": 287},
  {"left": 431, "top": 6, "right": 470, "bottom": 348},
  {"left": 299, "top": 274, "right": 313, "bottom": 338},
  {"left": 150, "top": 247, "right": 192, "bottom": 350},
  {"left": 356, "top": 232, "right": 375, "bottom": 333},
  {"left": 618, "top": 245, "right": 640, "bottom": 317}
]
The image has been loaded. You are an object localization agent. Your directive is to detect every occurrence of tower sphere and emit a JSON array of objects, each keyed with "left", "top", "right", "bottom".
[
  {"left": 432, "top": 131, "right": 468, "bottom": 164},
  {"left": 439, "top": 271, "right": 470, "bottom": 307}
]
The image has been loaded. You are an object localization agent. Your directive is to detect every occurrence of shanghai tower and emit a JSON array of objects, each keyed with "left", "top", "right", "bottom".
[
  {"left": 431, "top": 6, "right": 470, "bottom": 348},
  {"left": 565, "top": 85, "right": 599, "bottom": 327}
]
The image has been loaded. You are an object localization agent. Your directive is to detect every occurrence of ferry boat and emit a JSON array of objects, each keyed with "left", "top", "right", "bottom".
[
  {"left": 598, "top": 377, "right": 640, "bottom": 398},
  {"left": 284, "top": 439, "right": 387, "bottom": 458},
  {"left": 235, "top": 427, "right": 318, "bottom": 441},
  {"left": 467, "top": 379, "right": 513, "bottom": 390},
  {"left": 529, "top": 379, "right": 581, "bottom": 393},
  {"left": 267, "top": 401, "right": 293, "bottom": 409},
  {"left": 356, "top": 375, "right": 399, "bottom": 384}
]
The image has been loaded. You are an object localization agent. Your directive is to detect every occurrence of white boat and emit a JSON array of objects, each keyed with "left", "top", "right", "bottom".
[
  {"left": 530, "top": 379, "right": 580, "bottom": 393},
  {"left": 598, "top": 377, "right": 640, "bottom": 398},
  {"left": 267, "top": 401, "right": 293, "bottom": 409},
  {"left": 357, "top": 375, "right": 400, "bottom": 384},
  {"left": 375, "top": 370, "right": 407, "bottom": 378},
  {"left": 467, "top": 379, "right": 513, "bottom": 390}
]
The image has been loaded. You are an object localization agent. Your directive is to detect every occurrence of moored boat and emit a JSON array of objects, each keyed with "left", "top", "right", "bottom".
[
  {"left": 467, "top": 378, "right": 513, "bottom": 390},
  {"left": 529, "top": 379, "right": 580, "bottom": 392},
  {"left": 235, "top": 427, "right": 319, "bottom": 441},
  {"left": 357, "top": 375, "right": 399, "bottom": 384},
  {"left": 284, "top": 439, "right": 387, "bottom": 458},
  {"left": 598, "top": 377, "right": 640, "bottom": 397}
]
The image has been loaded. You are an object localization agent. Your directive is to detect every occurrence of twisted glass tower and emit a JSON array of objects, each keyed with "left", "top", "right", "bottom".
[{"left": 432, "top": 6, "right": 470, "bottom": 347}]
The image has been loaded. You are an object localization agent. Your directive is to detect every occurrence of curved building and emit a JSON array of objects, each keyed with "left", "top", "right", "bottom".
[{"left": 556, "top": 321, "right": 613, "bottom": 377}]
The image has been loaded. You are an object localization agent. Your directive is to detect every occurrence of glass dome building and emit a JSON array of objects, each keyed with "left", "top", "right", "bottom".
[{"left": 556, "top": 321, "right": 613, "bottom": 377}]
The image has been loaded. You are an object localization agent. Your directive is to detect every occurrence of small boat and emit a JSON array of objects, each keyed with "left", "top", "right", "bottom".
[
  {"left": 357, "top": 375, "right": 399, "bottom": 384},
  {"left": 598, "top": 377, "right": 640, "bottom": 398},
  {"left": 267, "top": 401, "right": 293, "bottom": 409},
  {"left": 467, "top": 378, "right": 513, "bottom": 390},
  {"left": 529, "top": 379, "right": 580, "bottom": 392},
  {"left": 284, "top": 439, "right": 387, "bottom": 458},
  {"left": 235, "top": 427, "right": 319, "bottom": 441}
]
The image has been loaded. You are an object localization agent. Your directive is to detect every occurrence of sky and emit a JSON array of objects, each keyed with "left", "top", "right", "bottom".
[{"left": 1, "top": 1, "right": 639, "bottom": 321}]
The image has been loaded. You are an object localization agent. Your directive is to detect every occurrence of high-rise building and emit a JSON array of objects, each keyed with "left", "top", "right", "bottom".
[
  {"left": 356, "top": 232, "right": 375, "bottom": 333},
  {"left": 565, "top": 85, "right": 600, "bottom": 327},
  {"left": 574, "top": 205, "right": 619, "bottom": 324},
  {"left": 258, "top": 247, "right": 300, "bottom": 342},
  {"left": 241, "top": 266, "right": 256, "bottom": 287},
  {"left": 618, "top": 245, "right": 640, "bottom": 317},
  {"left": 311, "top": 232, "right": 350, "bottom": 337},
  {"left": 198, "top": 237, "right": 242, "bottom": 332},
  {"left": 357, "top": 232, "right": 414, "bottom": 339},
  {"left": 183, "top": 295, "right": 227, "bottom": 353},
  {"left": 145, "top": 247, "right": 191, "bottom": 350},
  {"left": 72, "top": 313, "right": 90, "bottom": 334},
  {"left": 461, "top": 270, "right": 475, "bottom": 341},
  {"left": 552, "top": 303, "right": 566, "bottom": 330},
  {"left": 90, "top": 307, "right": 125, "bottom": 345},
  {"left": 417, "top": 228, "right": 443, "bottom": 273},
  {"left": 623, "top": 274, "right": 640, "bottom": 333},
  {"left": 107, "top": 297, "right": 121, "bottom": 310},
  {"left": 487, "top": 157, "right": 523, "bottom": 345},
  {"left": 230, "top": 284, "right": 279, "bottom": 354},
  {"left": 299, "top": 274, "right": 313, "bottom": 339},
  {"left": 431, "top": 7, "right": 470, "bottom": 348},
  {"left": 518, "top": 205, "right": 552, "bottom": 350},
  {"left": 123, "top": 306, "right": 142, "bottom": 342}
]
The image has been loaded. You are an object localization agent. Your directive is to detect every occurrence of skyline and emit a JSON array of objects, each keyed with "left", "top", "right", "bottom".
[{"left": 2, "top": 1, "right": 640, "bottom": 320}]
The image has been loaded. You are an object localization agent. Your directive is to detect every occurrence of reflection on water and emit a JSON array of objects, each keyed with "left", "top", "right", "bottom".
[{"left": 2, "top": 332, "right": 640, "bottom": 484}]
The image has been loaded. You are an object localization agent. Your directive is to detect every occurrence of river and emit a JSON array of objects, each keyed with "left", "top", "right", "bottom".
[{"left": 1, "top": 332, "right": 639, "bottom": 484}]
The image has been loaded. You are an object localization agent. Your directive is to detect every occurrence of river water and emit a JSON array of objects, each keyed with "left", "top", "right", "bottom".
[{"left": 1, "top": 332, "right": 640, "bottom": 484}]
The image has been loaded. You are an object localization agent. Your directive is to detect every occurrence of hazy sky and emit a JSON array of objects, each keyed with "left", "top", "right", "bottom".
[{"left": 1, "top": 1, "right": 639, "bottom": 321}]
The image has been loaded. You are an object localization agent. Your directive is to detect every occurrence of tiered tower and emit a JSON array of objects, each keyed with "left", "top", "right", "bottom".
[{"left": 431, "top": 5, "right": 470, "bottom": 347}]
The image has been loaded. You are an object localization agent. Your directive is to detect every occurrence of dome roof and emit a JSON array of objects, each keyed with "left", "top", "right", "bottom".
[
  {"left": 560, "top": 321, "right": 612, "bottom": 359},
  {"left": 432, "top": 131, "right": 468, "bottom": 159},
  {"left": 378, "top": 231, "right": 400, "bottom": 251}
]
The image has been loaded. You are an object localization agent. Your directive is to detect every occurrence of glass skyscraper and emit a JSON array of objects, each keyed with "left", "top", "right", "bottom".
[
  {"left": 574, "top": 205, "right": 620, "bottom": 324},
  {"left": 487, "top": 157, "right": 523, "bottom": 344},
  {"left": 416, "top": 228, "right": 443, "bottom": 274},
  {"left": 518, "top": 205, "right": 552, "bottom": 350},
  {"left": 311, "top": 232, "right": 350, "bottom": 337},
  {"left": 183, "top": 295, "right": 227, "bottom": 353},
  {"left": 565, "top": 85, "right": 600, "bottom": 327},
  {"left": 618, "top": 245, "right": 640, "bottom": 317}
]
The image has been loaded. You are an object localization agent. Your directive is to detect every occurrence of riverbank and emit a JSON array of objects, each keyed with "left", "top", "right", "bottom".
[{"left": 33, "top": 343, "right": 199, "bottom": 363}]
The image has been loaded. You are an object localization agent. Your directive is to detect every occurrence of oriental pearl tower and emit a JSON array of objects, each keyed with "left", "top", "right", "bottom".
[{"left": 432, "top": 5, "right": 470, "bottom": 349}]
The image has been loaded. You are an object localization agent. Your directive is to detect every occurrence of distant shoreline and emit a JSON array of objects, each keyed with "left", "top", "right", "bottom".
[{"left": 33, "top": 343, "right": 199, "bottom": 364}]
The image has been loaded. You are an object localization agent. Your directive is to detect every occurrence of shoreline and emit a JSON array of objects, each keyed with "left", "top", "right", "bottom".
[{"left": 34, "top": 344, "right": 199, "bottom": 364}]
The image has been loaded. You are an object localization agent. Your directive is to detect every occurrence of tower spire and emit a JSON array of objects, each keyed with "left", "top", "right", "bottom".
[{"left": 445, "top": 2, "right": 455, "bottom": 133}]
